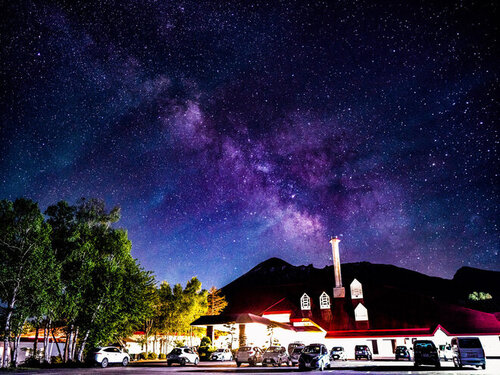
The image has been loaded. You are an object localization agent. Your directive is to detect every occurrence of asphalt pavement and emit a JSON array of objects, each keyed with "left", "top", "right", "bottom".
[{"left": 6, "top": 359, "right": 499, "bottom": 375}]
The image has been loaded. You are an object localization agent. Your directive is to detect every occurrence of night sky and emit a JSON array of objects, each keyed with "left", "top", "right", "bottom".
[{"left": 1, "top": 1, "right": 498, "bottom": 288}]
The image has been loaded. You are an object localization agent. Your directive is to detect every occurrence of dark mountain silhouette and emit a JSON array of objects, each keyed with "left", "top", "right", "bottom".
[{"left": 221, "top": 259, "right": 500, "bottom": 314}]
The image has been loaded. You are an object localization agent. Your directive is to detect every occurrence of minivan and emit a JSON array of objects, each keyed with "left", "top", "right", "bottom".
[{"left": 451, "top": 337, "right": 486, "bottom": 370}]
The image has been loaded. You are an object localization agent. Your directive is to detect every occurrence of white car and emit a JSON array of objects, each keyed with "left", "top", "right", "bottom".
[
  {"left": 167, "top": 347, "right": 199, "bottom": 366},
  {"left": 210, "top": 348, "right": 233, "bottom": 361},
  {"left": 93, "top": 346, "right": 130, "bottom": 368},
  {"left": 438, "top": 344, "right": 453, "bottom": 361},
  {"left": 330, "top": 346, "right": 347, "bottom": 361}
]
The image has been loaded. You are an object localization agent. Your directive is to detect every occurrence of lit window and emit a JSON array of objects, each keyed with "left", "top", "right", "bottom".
[
  {"left": 300, "top": 293, "right": 311, "bottom": 310},
  {"left": 319, "top": 292, "right": 330, "bottom": 309}
]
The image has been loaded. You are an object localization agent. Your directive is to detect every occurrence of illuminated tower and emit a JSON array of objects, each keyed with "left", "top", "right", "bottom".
[{"left": 330, "top": 236, "right": 345, "bottom": 298}]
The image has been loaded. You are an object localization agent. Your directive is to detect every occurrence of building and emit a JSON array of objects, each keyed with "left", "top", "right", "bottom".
[{"left": 192, "top": 238, "right": 500, "bottom": 358}]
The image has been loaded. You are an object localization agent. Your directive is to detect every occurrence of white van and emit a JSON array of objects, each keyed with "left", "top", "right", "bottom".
[{"left": 451, "top": 337, "right": 486, "bottom": 370}]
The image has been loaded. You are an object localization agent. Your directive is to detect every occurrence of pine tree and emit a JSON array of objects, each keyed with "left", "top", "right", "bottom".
[{"left": 206, "top": 286, "right": 228, "bottom": 315}]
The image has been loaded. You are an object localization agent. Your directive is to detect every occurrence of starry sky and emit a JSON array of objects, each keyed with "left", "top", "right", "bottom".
[{"left": 0, "top": 0, "right": 498, "bottom": 288}]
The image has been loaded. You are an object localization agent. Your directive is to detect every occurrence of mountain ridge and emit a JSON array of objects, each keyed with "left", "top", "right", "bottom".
[{"left": 221, "top": 258, "right": 500, "bottom": 313}]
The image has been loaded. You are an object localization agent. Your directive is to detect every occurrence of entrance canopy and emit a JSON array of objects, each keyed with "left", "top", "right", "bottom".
[{"left": 191, "top": 313, "right": 294, "bottom": 330}]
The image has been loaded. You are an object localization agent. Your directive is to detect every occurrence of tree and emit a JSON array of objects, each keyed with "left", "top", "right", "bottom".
[
  {"left": 206, "top": 287, "right": 227, "bottom": 315},
  {"left": 266, "top": 322, "right": 279, "bottom": 347},
  {"left": 468, "top": 291, "right": 493, "bottom": 301},
  {"left": 0, "top": 199, "right": 56, "bottom": 368},
  {"left": 155, "top": 278, "right": 207, "bottom": 354},
  {"left": 46, "top": 198, "right": 156, "bottom": 362}
]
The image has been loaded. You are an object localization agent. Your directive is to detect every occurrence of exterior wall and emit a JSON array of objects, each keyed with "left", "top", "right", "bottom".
[
  {"left": 0, "top": 341, "right": 67, "bottom": 365},
  {"left": 125, "top": 334, "right": 201, "bottom": 355}
]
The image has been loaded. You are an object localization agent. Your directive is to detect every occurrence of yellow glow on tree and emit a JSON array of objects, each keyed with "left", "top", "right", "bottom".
[{"left": 206, "top": 286, "right": 228, "bottom": 315}]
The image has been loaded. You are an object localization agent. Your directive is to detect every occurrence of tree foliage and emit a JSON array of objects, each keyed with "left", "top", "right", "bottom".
[
  {"left": 468, "top": 291, "right": 493, "bottom": 301},
  {"left": 0, "top": 198, "right": 157, "bottom": 367},
  {"left": 206, "top": 286, "right": 227, "bottom": 315},
  {"left": 0, "top": 199, "right": 57, "bottom": 368}
]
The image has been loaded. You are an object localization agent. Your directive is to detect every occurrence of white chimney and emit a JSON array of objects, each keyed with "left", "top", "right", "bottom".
[{"left": 330, "top": 236, "right": 345, "bottom": 298}]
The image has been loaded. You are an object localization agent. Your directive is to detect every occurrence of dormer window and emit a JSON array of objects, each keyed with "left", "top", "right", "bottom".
[
  {"left": 354, "top": 303, "right": 369, "bottom": 321},
  {"left": 319, "top": 292, "right": 330, "bottom": 309},
  {"left": 350, "top": 279, "right": 363, "bottom": 300},
  {"left": 300, "top": 293, "right": 311, "bottom": 310}
]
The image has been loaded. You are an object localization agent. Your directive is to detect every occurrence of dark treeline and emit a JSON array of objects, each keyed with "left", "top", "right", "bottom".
[{"left": 0, "top": 198, "right": 156, "bottom": 368}]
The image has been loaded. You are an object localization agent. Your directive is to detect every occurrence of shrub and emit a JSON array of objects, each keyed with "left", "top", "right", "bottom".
[
  {"left": 51, "top": 356, "right": 63, "bottom": 364},
  {"left": 139, "top": 352, "right": 147, "bottom": 360},
  {"left": 198, "top": 345, "right": 216, "bottom": 361},
  {"left": 159, "top": 353, "right": 166, "bottom": 359},
  {"left": 174, "top": 339, "right": 185, "bottom": 347},
  {"left": 148, "top": 352, "right": 158, "bottom": 360},
  {"left": 200, "top": 336, "right": 211, "bottom": 347},
  {"left": 21, "top": 357, "right": 41, "bottom": 368}
]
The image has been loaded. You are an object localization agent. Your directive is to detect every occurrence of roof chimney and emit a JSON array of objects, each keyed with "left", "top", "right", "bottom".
[{"left": 329, "top": 236, "right": 345, "bottom": 298}]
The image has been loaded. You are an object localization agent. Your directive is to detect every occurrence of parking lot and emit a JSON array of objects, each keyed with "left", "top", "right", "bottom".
[{"left": 12, "top": 358, "right": 499, "bottom": 375}]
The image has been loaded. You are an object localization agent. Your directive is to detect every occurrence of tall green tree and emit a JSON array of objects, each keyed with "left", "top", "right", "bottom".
[
  {"left": 155, "top": 277, "right": 207, "bottom": 354},
  {"left": 46, "top": 198, "right": 156, "bottom": 362},
  {"left": 0, "top": 199, "right": 55, "bottom": 368}
]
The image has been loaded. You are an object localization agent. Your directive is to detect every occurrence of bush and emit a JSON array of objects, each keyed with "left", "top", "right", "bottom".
[
  {"left": 159, "top": 353, "right": 166, "bottom": 359},
  {"left": 174, "top": 339, "right": 185, "bottom": 347},
  {"left": 198, "top": 345, "right": 216, "bottom": 361},
  {"left": 21, "top": 357, "right": 41, "bottom": 368},
  {"left": 200, "top": 336, "right": 211, "bottom": 347},
  {"left": 139, "top": 352, "right": 147, "bottom": 360},
  {"left": 51, "top": 356, "right": 63, "bottom": 364},
  {"left": 147, "top": 352, "right": 158, "bottom": 360}
]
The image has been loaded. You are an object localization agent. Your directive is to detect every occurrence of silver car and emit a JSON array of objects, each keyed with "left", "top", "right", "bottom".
[{"left": 235, "top": 346, "right": 263, "bottom": 367}]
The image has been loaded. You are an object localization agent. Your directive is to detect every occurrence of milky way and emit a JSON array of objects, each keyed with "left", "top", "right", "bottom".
[{"left": 0, "top": 1, "right": 498, "bottom": 287}]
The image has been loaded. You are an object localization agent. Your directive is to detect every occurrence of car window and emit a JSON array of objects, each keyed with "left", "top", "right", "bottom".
[
  {"left": 414, "top": 341, "right": 435, "bottom": 350},
  {"left": 171, "top": 348, "right": 182, "bottom": 355},
  {"left": 303, "top": 345, "right": 321, "bottom": 354},
  {"left": 104, "top": 348, "right": 115, "bottom": 352},
  {"left": 458, "top": 338, "right": 482, "bottom": 348}
]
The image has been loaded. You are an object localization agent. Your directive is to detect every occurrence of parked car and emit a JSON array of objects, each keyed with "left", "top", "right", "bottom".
[
  {"left": 451, "top": 337, "right": 486, "bottom": 370},
  {"left": 210, "top": 348, "right": 233, "bottom": 361},
  {"left": 93, "top": 346, "right": 130, "bottom": 368},
  {"left": 354, "top": 345, "right": 372, "bottom": 360},
  {"left": 235, "top": 346, "right": 263, "bottom": 367},
  {"left": 290, "top": 346, "right": 304, "bottom": 366},
  {"left": 167, "top": 347, "right": 199, "bottom": 366},
  {"left": 438, "top": 344, "right": 453, "bottom": 361},
  {"left": 262, "top": 346, "right": 291, "bottom": 367},
  {"left": 288, "top": 341, "right": 305, "bottom": 355},
  {"left": 395, "top": 346, "right": 411, "bottom": 361},
  {"left": 413, "top": 340, "right": 440, "bottom": 368},
  {"left": 298, "top": 343, "right": 330, "bottom": 371},
  {"left": 330, "top": 346, "right": 346, "bottom": 361}
]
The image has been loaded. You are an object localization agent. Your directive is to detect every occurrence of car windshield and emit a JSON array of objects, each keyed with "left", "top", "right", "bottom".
[
  {"left": 215, "top": 349, "right": 224, "bottom": 352},
  {"left": 171, "top": 348, "right": 182, "bottom": 355},
  {"left": 267, "top": 347, "right": 282, "bottom": 353},
  {"left": 303, "top": 345, "right": 321, "bottom": 354},
  {"left": 292, "top": 348, "right": 303, "bottom": 354},
  {"left": 239, "top": 347, "right": 251, "bottom": 352},
  {"left": 332, "top": 347, "right": 343, "bottom": 351},
  {"left": 396, "top": 346, "right": 406, "bottom": 351},
  {"left": 459, "top": 338, "right": 482, "bottom": 348},
  {"left": 415, "top": 342, "right": 435, "bottom": 351},
  {"left": 356, "top": 346, "right": 368, "bottom": 350}
]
